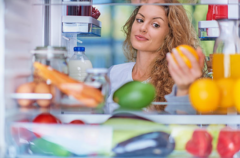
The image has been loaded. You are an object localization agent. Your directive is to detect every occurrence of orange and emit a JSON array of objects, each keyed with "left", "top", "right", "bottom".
[
  {"left": 172, "top": 45, "right": 199, "bottom": 68},
  {"left": 233, "top": 79, "right": 240, "bottom": 112},
  {"left": 189, "top": 78, "right": 220, "bottom": 113},
  {"left": 216, "top": 78, "right": 235, "bottom": 108}
]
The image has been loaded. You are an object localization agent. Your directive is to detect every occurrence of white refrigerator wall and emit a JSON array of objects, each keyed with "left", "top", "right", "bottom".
[
  {"left": 3, "top": 0, "right": 43, "bottom": 154},
  {"left": 4, "top": 0, "right": 43, "bottom": 110}
]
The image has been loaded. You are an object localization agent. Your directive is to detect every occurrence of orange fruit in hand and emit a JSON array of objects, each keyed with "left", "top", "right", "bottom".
[
  {"left": 172, "top": 45, "right": 199, "bottom": 68},
  {"left": 216, "top": 78, "right": 235, "bottom": 108},
  {"left": 189, "top": 78, "right": 220, "bottom": 113},
  {"left": 233, "top": 79, "right": 240, "bottom": 112}
]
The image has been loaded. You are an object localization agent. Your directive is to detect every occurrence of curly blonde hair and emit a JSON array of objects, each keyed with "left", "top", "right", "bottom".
[{"left": 122, "top": 0, "right": 199, "bottom": 111}]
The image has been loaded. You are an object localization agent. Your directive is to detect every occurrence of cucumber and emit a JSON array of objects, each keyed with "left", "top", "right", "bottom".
[
  {"left": 113, "top": 81, "right": 156, "bottom": 109},
  {"left": 30, "top": 138, "right": 71, "bottom": 157}
]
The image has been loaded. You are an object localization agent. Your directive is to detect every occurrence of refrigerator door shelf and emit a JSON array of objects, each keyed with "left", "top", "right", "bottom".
[
  {"left": 62, "top": 16, "right": 101, "bottom": 37},
  {"left": 198, "top": 21, "right": 219, "bottom": 40}
]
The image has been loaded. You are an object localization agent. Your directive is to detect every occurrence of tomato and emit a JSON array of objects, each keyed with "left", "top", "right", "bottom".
[
  {"left": 69, "top": 120, "right": 85, "bottom": 124},
  {"left": 33, "top": 113, "right": 60, "bottom": 137},
  {"left": 33, "top": 113, "right": 60, "bottom": 124}
]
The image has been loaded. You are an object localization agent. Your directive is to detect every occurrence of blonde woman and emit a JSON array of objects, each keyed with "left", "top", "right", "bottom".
[{"left": 107, "top": 2, "right": 205, "bottom": 113}]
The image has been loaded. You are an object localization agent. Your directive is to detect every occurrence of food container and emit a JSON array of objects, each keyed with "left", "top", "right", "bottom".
[
  {"left": 32, "top": 46, "right": 68, "bottom": 82},
  {"left": 30, "top": 46, "right": 68, "bottom": 106},
  {"left": 7, "top": 112, "right": 240, "bottom": 158}
]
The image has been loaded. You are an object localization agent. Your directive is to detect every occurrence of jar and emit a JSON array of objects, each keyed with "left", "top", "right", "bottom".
[
  {"left": 66, "top": 0, "right": 92, "bottom": 16},
  {"left": 84, "top": 68, "right": 110, "bottom": 101},
  {"left": 32, "top": 46, "right": 68, "bottom": 82},
  {"left": 212, "top": 19, "right": 240, "bottom": 80},
  {"left": 68, "top": 47, "right": 93, "bottom": 82}
]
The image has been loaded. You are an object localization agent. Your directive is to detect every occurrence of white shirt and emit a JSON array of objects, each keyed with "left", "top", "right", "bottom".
[{"left": 106, "top": 62, "right": 135, "bottom": 113}]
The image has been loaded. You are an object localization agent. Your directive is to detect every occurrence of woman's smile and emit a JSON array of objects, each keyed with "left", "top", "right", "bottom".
[{"left": 135, "top": 35, "right": 149, "bottom": 41}]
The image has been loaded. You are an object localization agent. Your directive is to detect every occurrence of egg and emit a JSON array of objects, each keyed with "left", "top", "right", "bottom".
[
  {"left": 16, "top": 82, "right": 36, "bottom": 107},
  {"left": 34, "top": 82, "right": 52, "bottom": 107}
]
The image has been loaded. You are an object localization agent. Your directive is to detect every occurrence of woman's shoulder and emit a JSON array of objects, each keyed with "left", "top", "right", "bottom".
[
  {"left": 108, "top": 62, "right": 135, "bottom": 81},
  {"left": 112, "top": 62, "right": 135, "bottom": 69},
  {"left": 109, "top": 62, "right": 135, "bottom": 74}
]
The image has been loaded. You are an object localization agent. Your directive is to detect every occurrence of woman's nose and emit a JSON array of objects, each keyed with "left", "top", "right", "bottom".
[{"left": 140, "top": 23, "right": 148, "bottom": 33}]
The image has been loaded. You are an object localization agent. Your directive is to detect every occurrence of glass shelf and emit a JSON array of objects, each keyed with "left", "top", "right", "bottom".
[{"left": 32, "top": 0, "right": 240, "bottom": 6}]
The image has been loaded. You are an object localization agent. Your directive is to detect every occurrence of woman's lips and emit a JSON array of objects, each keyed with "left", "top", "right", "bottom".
[{"left": 135, "top": 35, "right": 149, "bottom": 41}]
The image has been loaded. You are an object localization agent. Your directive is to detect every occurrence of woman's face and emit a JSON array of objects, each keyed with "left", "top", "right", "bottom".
[{"left": 130, "top": 5, "right": 169, "bottom": 53}]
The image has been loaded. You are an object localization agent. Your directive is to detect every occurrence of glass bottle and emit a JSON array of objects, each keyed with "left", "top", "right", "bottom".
[
  {"left": 84, "top": 68, "right": 110, "bottom": 102},
  {"left": 212, "top": 19, "right": 240, "bottom": 80},
  {"left": 68, "top": 47, "right": 93, "bottom": 81}
]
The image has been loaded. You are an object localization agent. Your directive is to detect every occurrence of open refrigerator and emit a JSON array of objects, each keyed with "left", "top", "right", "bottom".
[{"left": 1, "top": 0, "right": 240, "bottom": 158}]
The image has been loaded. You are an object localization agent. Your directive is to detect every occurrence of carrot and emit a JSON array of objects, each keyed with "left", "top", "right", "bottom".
[{"left": 33, "top": 62, "right": 104, "bottom": 107}]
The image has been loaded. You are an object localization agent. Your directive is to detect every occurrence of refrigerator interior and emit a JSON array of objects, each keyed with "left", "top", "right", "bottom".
[{"left": 1, "top": 0, "right": 240, "bottom": 157}]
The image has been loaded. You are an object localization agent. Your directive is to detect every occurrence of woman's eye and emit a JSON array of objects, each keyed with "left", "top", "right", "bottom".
[
  {"left": 136, "top": 18, "right": 143, "bottom": 23},
  {"left": 153, "top": 23, "right": 160, "bottom": 28}
]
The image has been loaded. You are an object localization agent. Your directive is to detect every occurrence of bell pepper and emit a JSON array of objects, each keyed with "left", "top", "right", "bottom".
[
  {"left": 217, "top": 128, "right": 240, "bottom": 158},
  {"left": 185, "top": 130, "right": 213, "bottom": 157}
]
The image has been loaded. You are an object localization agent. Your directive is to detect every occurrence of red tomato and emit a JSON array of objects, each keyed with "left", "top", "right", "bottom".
[
  {"left": 33, "top": 113, "right": 60, "bottom": 124},
  {"left": 33, "top": 113, "right": 60, "bottom": 137},
  {"left": 69, "top": 120, "right": 85, "bottom": 124}
]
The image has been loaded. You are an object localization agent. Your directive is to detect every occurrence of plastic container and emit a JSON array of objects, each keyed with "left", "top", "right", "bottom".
[
  {"left": 7, "top": 112, "right": 240, "bottom": 158},
  {"left": 68, "top": 47, "right": 93, "bottom": 82},
  {"left": 84, "top": 68, "right": 110, "bottom": 103},
  {"left": 206, "top": 5, "right": 228, "bottom": 21},
  {"left": 32, "top": 46, "right": 68, "bottom": 82},
  {"left": 66, "top": 0, "right": 92, "bottom": 16}
]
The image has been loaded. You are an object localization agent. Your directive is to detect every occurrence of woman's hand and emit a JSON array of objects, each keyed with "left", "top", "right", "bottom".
[{"left": 166, "top": 47, "right": 205, "bottom": 96}]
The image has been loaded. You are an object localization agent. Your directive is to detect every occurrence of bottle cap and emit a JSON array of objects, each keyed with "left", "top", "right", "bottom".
[{"left": 74, "top": 47, "right": 85, "bottom": 52}]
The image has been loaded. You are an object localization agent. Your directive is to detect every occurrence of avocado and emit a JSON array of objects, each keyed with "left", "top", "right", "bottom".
[
  {"left": 113, "top": 81, "right": 156, "bottom": 109},
  {"left": 29, "top": 138, "right": 71, "bottom": 157}
]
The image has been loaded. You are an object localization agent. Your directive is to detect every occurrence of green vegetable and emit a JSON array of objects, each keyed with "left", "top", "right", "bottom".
[
  {"left": 113, "top": 81, "right": 156, "bottom": 109},
  {"left": 103, "top": 118, "right": 168, "bottom": 147},
  {"left": 30, "top": 138, "right": 71, "bottom": 157}
]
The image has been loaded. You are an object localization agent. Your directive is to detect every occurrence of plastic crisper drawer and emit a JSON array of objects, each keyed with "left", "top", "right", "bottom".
[{"left": 6, "top": 112, "right": 240, "bottom": 158}]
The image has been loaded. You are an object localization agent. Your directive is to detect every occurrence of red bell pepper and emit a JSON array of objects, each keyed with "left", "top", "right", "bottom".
[
  {"left": 186, "top": 130, "right": 213, "bottom": 157},
  {"left": 217, "top": 128, "right": 240, "bottom": 158}
]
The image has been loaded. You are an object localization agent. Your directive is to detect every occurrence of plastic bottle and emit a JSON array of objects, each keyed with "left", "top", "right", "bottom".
[{"left": 68, "top": 47, "right": 93, "bottom": 81}]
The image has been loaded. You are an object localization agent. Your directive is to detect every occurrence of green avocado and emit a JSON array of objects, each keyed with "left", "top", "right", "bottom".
[
  {"left": 113, "top": 81, "right": 156, "bottom": 109},
  {"left": 30, "top": 138, "right": 71, "bottom": 157}
]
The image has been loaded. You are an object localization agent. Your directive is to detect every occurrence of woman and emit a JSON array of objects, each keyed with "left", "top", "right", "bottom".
[{"left": 106, "top": 1, "right": 205, "bottom": 113}]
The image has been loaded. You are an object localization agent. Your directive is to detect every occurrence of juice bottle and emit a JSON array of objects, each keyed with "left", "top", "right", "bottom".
[
  {"left": 213, "top": 54, "right": 240, "bottom": 80},
  {"left": 213, "top": 19, "right": 240, "bottom": 80}
]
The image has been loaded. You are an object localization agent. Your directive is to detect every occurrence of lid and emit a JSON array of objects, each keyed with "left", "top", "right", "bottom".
[
  {"left": 31, "top": 46, "right": 67, "bottom": 54},
  {"left": 86, "top": 68, "right": 108, "bottom": 74},
  {"left": 74, "top": 47, "right": 85, "bottom": 52}
]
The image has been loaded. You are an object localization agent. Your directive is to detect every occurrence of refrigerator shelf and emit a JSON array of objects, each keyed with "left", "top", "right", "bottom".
[
  {"left": 31, "top": 0, "right": 240, "bottom": 6},
  {"left": 62, "top": 16, "right": 101, "bottom": 37}
]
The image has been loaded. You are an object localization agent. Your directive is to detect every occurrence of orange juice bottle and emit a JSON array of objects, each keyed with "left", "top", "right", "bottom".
[
  {"left": 213, "top": 54, "right": 240, "bottom": 80},
  {"left": 213, "top": 19, "right": 240, "bottom": 80}
]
